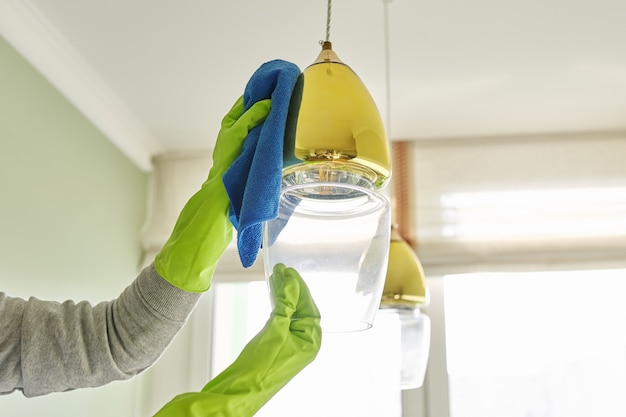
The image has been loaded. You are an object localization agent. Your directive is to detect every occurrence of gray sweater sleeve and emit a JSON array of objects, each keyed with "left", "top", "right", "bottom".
[{"left": 0, "top": 263, "right": 202, "bottom": 397}]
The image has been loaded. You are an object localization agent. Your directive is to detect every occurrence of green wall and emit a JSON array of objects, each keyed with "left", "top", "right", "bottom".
[{"left": 0, "top": 35, "right": 148, "bottom": 416}]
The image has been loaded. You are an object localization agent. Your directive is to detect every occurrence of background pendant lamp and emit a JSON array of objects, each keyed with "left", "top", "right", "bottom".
[
  {"left": 262, "top": 0, "right": 392, "bottom": 333},
  {"left": 379, "top": 141, "right": 431, "bottom": 390}
]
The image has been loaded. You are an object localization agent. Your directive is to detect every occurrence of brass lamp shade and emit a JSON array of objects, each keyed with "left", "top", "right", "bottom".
[
  {"left": 292, "top": 41, "right": 391, "bottom": 189},
  {"left": 381, "top": 225, "right": 428, "bottom": 308}
]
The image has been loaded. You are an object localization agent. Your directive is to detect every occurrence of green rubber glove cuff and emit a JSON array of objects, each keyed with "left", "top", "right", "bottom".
[
  {"left": 153, "top": 264, "right": 322, "bottom": 417},
  {"left": 154, "top": 97, "right": 271, "bottom": 292}
]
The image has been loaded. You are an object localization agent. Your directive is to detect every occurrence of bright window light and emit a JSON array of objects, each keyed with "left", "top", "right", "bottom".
[
  {"left": 440, "top": 187, "right": 626, "bottom": 239},
  {"left": 211, "top": 281, "right": 402, "bottom": 417},
  {"left": 444, "top": 268, "right": 626, "bottom": 417}
]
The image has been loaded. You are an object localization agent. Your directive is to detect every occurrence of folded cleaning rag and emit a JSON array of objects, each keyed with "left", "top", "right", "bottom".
[{"left": 222, "top": 59, "right": 303, "bottom": 268}]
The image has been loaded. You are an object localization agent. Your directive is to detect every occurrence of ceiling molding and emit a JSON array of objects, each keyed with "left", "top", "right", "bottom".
[{"left": 0, "top": 0, "right": 162, "bottom": 171}]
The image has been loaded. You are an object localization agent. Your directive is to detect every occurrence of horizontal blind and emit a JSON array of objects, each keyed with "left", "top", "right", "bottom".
[{"left": 409, "top": 132, "right": 626, "bottom": 272}]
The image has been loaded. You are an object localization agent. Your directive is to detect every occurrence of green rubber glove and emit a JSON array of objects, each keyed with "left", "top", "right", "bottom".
[
  {"left": 154, "top": 97, "right": 271, "bottom": 292},
  {"left": 153, "top": 264, "right": 322, "bottom": 417}
]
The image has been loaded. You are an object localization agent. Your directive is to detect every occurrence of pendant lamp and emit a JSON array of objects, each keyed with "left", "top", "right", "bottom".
[
  {"left": 379, "top": 141, "right": 431, "bottom": 390},
  {"left": 263, "top": 0, "right": 392, "bottom": 333}
]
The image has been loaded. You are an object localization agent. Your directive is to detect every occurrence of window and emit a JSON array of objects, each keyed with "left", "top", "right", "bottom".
[
  {"left": 202, "top": 134, "right": 626, "bottom": 417},
  {"left": 443, "top": 268, "right": 626, "bottom": 417},
  {"left": 440, "top": 187, "right": 626, "bottom": 239},
  {"left": 411, "top": 136, "right": 626, "bottom": 416}
]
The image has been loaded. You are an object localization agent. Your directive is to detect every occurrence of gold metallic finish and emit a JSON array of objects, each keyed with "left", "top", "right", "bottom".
[
  {"left": 293, "top": 43, "right": 391, "bottom": 189},
  {"left": 381, "top": 225, "right": 428, "bottom": 308}
]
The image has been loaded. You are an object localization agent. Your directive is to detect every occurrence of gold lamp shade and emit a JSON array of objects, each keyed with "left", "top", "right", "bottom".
[
  {"left": 381, "top": 224, "right": 428, "bottom": 308},
  {"left": 290, "top": 41, "right": 391, "bottom": 189}
]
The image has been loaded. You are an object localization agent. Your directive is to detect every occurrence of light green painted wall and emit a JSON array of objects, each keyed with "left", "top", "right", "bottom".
[{"left": 0, "top": 35, "right": 148, "bottom": 416}]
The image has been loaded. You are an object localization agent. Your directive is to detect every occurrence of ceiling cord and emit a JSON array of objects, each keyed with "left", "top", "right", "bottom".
[
  {"left": 383, "top": 0, "right": 392, "bottom": 138},
  {"left": 325, "top": 0, "right": 332, "bottom": 42}
]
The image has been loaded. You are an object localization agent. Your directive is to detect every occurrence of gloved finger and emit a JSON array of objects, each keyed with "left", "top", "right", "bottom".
[
  {"left": 210, "top": 98, "right": 272, "bottom": 174},
  {"left": 220, "top": 95, "right": 245, "bottom": 129},
  {"left": 288, "top": 269, "right": 321, "bottom": 345},
  {"left": 220, "top": 96, "right": 272, "bottom": 130},
  {"left": 269, "top": 264, "right": 321, "bottom": 320},
  {"left": 229, "top": 98, "right": 271, "bottom": 134},
  {"left": 268, "top": 263, "right": 298, "bottom": 318},
  {"left": 290, "top": 268, "right": 321, "bottom": 321},
  {"left": 269, "top": 264, "right": 322, "bottom": 346}
]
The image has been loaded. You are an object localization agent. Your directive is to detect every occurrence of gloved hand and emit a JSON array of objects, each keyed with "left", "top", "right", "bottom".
[
  {"left": 154, "top": 97, "right": 271, "bottom": 292},
  {"left": 153, "top": 264, "right": 322, "bottom": 417}
]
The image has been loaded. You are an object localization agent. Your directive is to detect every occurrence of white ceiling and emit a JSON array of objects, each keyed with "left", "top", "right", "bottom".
[{"left": 2, "top": 0, "right": 626, "bottom": 171}]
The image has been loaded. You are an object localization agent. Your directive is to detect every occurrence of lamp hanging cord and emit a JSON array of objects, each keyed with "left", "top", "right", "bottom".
[
  {"left": 320, "top": 0, "right": 332, "bottom": 47},
  {"left": 325, "top": 0, "right": 332, "bottom": 42}
]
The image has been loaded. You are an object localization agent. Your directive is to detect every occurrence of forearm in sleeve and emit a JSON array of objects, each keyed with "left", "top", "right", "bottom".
[{"left": 0, "top": 263, "right": 201, "bottom": 397}]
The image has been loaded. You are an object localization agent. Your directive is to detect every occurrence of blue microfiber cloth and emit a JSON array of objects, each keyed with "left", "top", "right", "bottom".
[{"left": 222, "top": 59, "right": 303, "bottom": 268}]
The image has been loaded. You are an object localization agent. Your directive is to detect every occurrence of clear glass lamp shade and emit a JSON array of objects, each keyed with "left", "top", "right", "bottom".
[
  {"left": 263, "top": 169, "right": 391, "bottom": 333},
  {"left": 378, "top": 308, "right": 431, "bottom": 390},
  {"left": 380, "top": 225, "right": 431, "bottom": 389}
]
